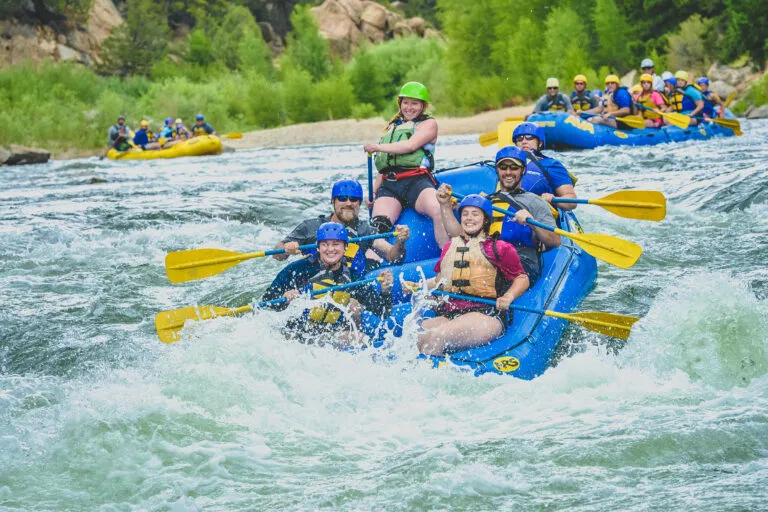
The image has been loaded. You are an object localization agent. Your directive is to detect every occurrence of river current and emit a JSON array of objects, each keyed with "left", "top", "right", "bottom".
[{"left": 1, "top": 123, "right": 767, "bottom": 511}]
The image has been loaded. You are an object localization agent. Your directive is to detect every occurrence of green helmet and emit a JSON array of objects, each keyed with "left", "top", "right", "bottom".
[{"left": 398, "top": 82, "right": 430, "bottom": 102}]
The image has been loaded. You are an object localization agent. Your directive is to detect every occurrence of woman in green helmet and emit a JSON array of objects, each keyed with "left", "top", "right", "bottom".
[{"left": 363, "top": 82, "right": 448, "bottom": 248}]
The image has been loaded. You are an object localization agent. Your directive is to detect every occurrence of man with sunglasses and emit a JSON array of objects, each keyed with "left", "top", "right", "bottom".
[
  {"left": 437, "top": 147, "right": 560, "bottom": 285},
  {"left": 273, "top": 179, "right": 410, "bottom": 273},
  {"left": 532, "top": 78, "right": 575, "bottom": 115},
  {"left": 512, "top": 122, "right": 577, "bottom": 211},
  {"left": 640, "top": 58, "right": 664, "bottom": 93}
]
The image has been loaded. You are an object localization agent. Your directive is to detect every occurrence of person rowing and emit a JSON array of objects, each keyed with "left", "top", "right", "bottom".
[
  {"left": 571, "top": 75, "right": 598, "bottom": 113},
  {"left": 192, "top": 114, "right": 216, "bottom": 137},
  {"left": 511, "top": 122, "right": 577, "bottom": 210},
  {"left": 133, "top": 120, "right": 161, "bottom": 151},
  {"left": 107, "top": 115, "right": 131, "bottom": 152},
  {"left": 696, "top": 77, "right": 725, "bottom": 119},
  {"left": 585, "top": 75, "right": 634, "bottom": 128},
  {"left": 363, "top": 82, "right": 448, "bottom": 248},
  {"left": 273, "top": 179, "right": 410, "bottom": 273},
  {"left": 437, "top": 146, "right": 560, "bottom": 286},
  {"left": 416, "top": 194, "right": 530, "bottom": 356},
  {"left": 634, "top": 73, "right": 667, "bottom": 128},
  {"left": 532, "top": 78, "right": 575, "bottom": 115},
  {"left": 262, "top": 222, "right": 394, "bottom": 347}
]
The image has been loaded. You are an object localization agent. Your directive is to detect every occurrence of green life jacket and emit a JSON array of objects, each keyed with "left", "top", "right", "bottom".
[{"left": 374, "top": 117, "right": 434, "bottom": 172}]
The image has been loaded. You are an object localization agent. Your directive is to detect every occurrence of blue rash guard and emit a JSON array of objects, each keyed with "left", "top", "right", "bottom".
[
  {"left": 613, "top": 87, "right": 633, "bottom": 110},
  {"left": 521, "top": 151, "right": 573, "bottom": 196},
  {"left": 133, "top": 129, "right": 151, "bottom": 149},
  {"left": 681, "top": 85, "right": 704, "bottom": 114}
]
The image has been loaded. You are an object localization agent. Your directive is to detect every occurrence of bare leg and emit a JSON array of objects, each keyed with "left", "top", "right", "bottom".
[
  {"left": 372, "top": 196, "right": 403, "bottom": 225},
  {"left": 417, "top": 312, "right": 503, "bottom": 356},
  {"left": 414, "top": 188, "right": 449, "bottom": 248}
]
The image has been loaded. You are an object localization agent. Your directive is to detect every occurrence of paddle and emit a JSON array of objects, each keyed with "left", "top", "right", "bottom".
[
  {"left": 723, "top": 91, "right": 736, "bottom": 107},
  {"left": 432, "top": 291, "right": 639, "bottom": 341},
  {"left": 224, "top": 132, "right": 243, "bottom": 139},
  {"left": 155, "top": 277, "right": 380, "bottom": 343},
  {"left": 579, "top": 112, "right": 646, "bottom": 129},
  {"left": 479, "top": 130, "right": 499, "bottom": 147},
  {"left": 367, "top": 153, "right": 374, "bottom": 215},
  {"left": 479, "top": 119, "right": 526, "bottom": 147},
  {"left": 551, "top": 190, "right": 667, "bottom": 222},
  {"left": 165, "top": 231, "right": 397, "bottom": 284},
  {"left": 696, "top": 116, "right": 743, "bottom": 136},
  {"left": 451, "top": 192, "right": 642, "bottom": 269},
  {"left": 634, "top": 103, "right": 690, "bottom": 129}
]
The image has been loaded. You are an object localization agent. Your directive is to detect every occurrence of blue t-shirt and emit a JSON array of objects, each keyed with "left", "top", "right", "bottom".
[
  {"left": 613, "top": 87, "right": 633, "bottom": 110},
  {"left": 681, "top": 85, "right": 704, "bottom": 113},
  {"left": 521, "top": 153, "right": 573, "bottom": 196},
  {"left": 133, "top": 129, "right": 150, "bottom": 148}
]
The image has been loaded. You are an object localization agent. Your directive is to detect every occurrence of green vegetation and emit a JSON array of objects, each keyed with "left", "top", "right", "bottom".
[{"left": 0, "top": 0, "right": 765, "bottom": 152}]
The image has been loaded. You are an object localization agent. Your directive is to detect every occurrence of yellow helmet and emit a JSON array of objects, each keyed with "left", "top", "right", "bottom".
[
  {"left": 175, "top": 118, "right": 183, "bottom": 124},
  {"left": 546, "top": 77, "right": 560, "bottom": 88},
  {"left": 604, "top": 74, "right": 620, "bottom": 85},
  {"left": 140, "top": 120, "right": 149, "bottom": 127},
  {"left": 675, "top": 70, "right": 689, "bottom": 81},
  {"left": 631, "top": 84, "right": 642, "bottom": 94},
  {"left": 573, "top": 74, "right": 588, "bottom": 84},
  {"left": 639, "top": 73, "right": 653, "bottom": 83}
]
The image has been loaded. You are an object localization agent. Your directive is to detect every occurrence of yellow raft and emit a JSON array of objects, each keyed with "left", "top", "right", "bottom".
[{"left": 107, "top": 135, "right": 223, "bottom": 160}]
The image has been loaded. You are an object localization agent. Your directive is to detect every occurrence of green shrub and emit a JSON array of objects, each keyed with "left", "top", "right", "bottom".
[
  {"left": 281, "top": 68, "right": 315, "bottom": 123},
  {"left": 284, "top": 4, "right": 330, "bottom": 82},
  {"left": 245, "top": 73, "right": 283, "bottom": 127},
  {"left": 666, "top": 15, "right": 717, "bottom": 76},
  {"left": 310, "top": 74, "right": 356, "bottom": 121}
]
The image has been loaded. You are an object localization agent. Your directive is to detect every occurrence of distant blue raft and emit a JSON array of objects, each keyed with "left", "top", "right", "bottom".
[
  {"left": 529, "top": 111, "right": 737, "bottom": 150},
  {"left": 362, "top": 162, "right": 598, "bottom": 380}
]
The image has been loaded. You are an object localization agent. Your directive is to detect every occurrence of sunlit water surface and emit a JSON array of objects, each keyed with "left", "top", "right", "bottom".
[{"left": 1, "top": 123, "right": 767, "bottom": 510}]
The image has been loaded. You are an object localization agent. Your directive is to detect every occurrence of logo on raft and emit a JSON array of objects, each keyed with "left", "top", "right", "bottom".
[
  {"left": 613, "top": 131, "right": 629, "bottom": 139},
  {"left": 493, "top": 356, "right": 520, "bottom": 373},
  {"left": 564, "top": 116, "right": 595, "bottom": 134}
]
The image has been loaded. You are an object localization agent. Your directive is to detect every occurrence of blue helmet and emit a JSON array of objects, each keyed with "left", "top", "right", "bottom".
[
  {"left": 495, "top": 145, "right": 527, "bottom": 167},
  {"left": 316, "top": 222, "right": 349, "bottom": 243},
  {"left": 512, "top": 122, "right": 545, "bottom": 147},
  {"left": 331, "top": 179, "right": 363, "bottom": 201},
  {"left": 592, "top": 89, "right": 603, "bottom": 98},
  {"left": 196, "top": 114, "right": 204, "bottom": 121},
  {"left": 697, "top": 76, "right": 709, "bottom": 85},
  {"left": 165, "top": 117, "right": 173, "bottom": 125},
  {"left": 458, "top": 194, "right": 492, "bottom": 219},
  {"left": 664, "top": 77, "right": 677, "bottom": 86}
]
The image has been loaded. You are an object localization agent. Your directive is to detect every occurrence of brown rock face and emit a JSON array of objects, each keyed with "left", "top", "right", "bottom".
[
  {"left": 312, "top": 0, "right": 438, "bottom": 59},
  {"left": 2, "top": 145, "right": 51, "bottom": 166}
]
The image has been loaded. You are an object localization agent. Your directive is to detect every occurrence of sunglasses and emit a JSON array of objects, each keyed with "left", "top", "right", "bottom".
[
  {"left": 547, "top": 87, "right": 559, "bottom": 90},
  {"left": 514, "top": 134, "right": 538, "bottom": 142},
  {"left": 497, "top": 162, "right": 524, "bottom": 171},
  {"left": 335, "top": 196, "right": 361, "bottom": 203},
  {"left": 642, "top": 66, "right": 653, "bottom": 70}
]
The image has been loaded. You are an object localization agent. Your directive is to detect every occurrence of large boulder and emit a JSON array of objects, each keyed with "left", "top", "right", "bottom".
[
  {"left": 3, "top": 145, "right": 51, "bottom": 166},
  {"left": 746, "top": 104, "right": 768, "bottom": 119},
  {"left": 361, "top": 2, "right": 389, "bottom": 29},
  {"left": 336, "top": 0, "right": 364, "bottom": 25},
  {"left": 707, "top": 62, "right": 752, "bottom": 87},
  {"left": 407, "top": 17, "right": 425, "bottom": 37},
  {"left": 311, "top": 0, "right": 363, "bottom": 60},
  {"left": 392, "top": 21, "right": 413, "bottom": 38},
  {"left": 360, "top": 21, "right": 385, "bottom": 44},
  {"left": 710, "top": 80, "right": 735, "bottom": 101}
]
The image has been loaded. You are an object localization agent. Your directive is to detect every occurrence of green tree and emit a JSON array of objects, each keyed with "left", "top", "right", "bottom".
[
  {"left": 540, "top": 7, "right": 592, "bottom": 86},
  {"left": 99, "top": 0, "right": 170, "bottom": 77},
  {"left": 238, "top": 26, "right": 275, "bottom": 78},
  {"left": 491, "top": 15, "right": 542, "bottom": 98},
  {"left": 666, "top": 14, "right": 716, "bottom": 75},
  {"left": 593, "top": 0, "right": 631, "bottom": 72},
  {"left": 284, "top": 4, "right": 330, "bottom": 82},
  {"left": 349, "top": 45, "right": 387, "bottom": 110},
  {"left": 211, "top": 5, "right": 263, "bottom": 71},
  {"left": 187, "top": 28, "right": 214, "bottom": 67},
  {"left": 719, "top": 0, "right": 768, "bottom": 68}
]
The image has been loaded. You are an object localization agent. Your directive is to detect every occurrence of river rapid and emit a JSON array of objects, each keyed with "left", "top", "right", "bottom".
[{"left": 1, "top": 124, "right": 767, "bottom": 511}]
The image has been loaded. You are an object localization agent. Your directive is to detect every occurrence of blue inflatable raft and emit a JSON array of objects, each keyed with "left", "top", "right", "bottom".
[
  {"left": 528, "top": 111, "right": 736, "bottom": 150},
  {"left": 363, "top": 162, "right": 598, "bottom": 379}
]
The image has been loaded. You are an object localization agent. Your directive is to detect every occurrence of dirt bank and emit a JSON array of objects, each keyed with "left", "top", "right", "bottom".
[{"left": 223, "top": 106, "right": 532, "bottom": 150}]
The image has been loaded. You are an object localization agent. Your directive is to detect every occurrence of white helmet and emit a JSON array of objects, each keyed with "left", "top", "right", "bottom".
[
  {"left": 640, "top": 58, "right": 654, "bottom": 68},
  {"left": 661, "top": 71, "right": 674, "bottom": 81}
]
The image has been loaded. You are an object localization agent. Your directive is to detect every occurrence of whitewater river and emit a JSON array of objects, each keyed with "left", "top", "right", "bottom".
[{"left": 1, "top": 124, "right": 767, "bottom": 511}]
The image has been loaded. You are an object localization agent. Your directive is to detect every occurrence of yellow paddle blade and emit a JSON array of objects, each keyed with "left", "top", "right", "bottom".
[
  {"left": 155, "top": 304, "right": 252, "bottom": 343},
  {"left": 479, "top": 131, "right": 498, "bottom": 147},
  {"left": 662, "top": 111, "right": 691, "bottom": 129},
  {"left": 615, "top": 115, "right": 645, "bottom": 129},
  {"left": 165, "top": 248, "right": 264, "bottom": 284},
  {"left": 546, "top": 310, "right": 640, "bottom": 340},
  {"left": 554, "top": 228, "right": 642, "bottom": 269},
  {"left": 590, "top": 190, "right": 667, "bottom": 222},
  {"left": 711, "top": 117, "right": 742, "bottom": 135},
  {"left": 225, "top": 132, "right": 243, "bottom": 139},
  {"left": 504, "top": 116, "right": 525, "bottom": 122},
  {"left": 724, "top": 91, "right": 735, "bottom": 107},
  {"left": 496, "top": 120, "right": 524, "bottom": 147}
]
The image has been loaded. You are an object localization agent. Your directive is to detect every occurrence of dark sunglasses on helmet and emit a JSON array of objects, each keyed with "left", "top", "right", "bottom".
[
  {"left": 335, "top": 195, "right": 361, "bottom": 203},
  {"left": 514, "top": 134, "right": 538, "bottom": 142},
  {"left": 497, "top": 162, "right": 524, "bottom": 171}
]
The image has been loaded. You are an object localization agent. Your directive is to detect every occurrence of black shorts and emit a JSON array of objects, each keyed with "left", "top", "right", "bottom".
[
  {"left": 434, "top": 304, "right": 511, "bottom": 336},
  {"left": 376, "top": 175, "right": 435, "bottom": 209}
]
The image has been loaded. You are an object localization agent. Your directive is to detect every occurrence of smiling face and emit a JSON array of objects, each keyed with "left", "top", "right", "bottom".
[
  {"left": 332, "top": 197, "right": 360, "bottom": 225},
  {"left": 514, "top": 135, "right": 540, "bottom": 152},
  {"left": 641, "top": 80, "right": 652, "bottom": 93},
  {"left": 574, "top": 81, "right": 586, "bottom": 93},
  {"left": 606, "top": 82, "right": 618, "bottom": 93},
  {"left": 318, "top": 239, "right": 346, "bottom": 268},
  {"left": 399, "top": 97, "right": 425, "bottom": 121},
  {"left": 460, "top": 206, "right": 487, "bottom": 237},
  {"left": 496, "top": 158, "right": 525, "bottom": 192}
]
